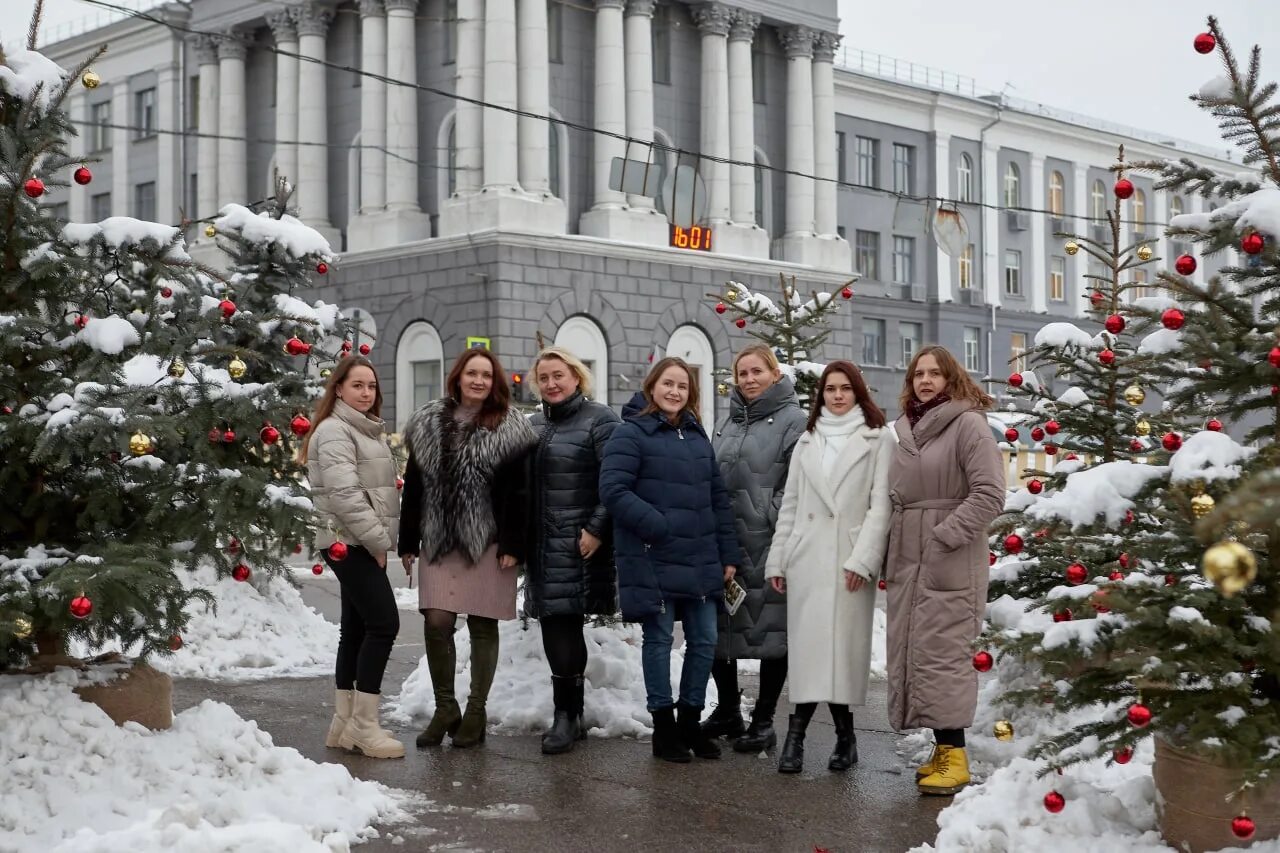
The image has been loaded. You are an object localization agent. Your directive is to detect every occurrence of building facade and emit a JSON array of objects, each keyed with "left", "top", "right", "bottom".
[{"left": 39, "top": 0, "right": 1240, "bottom": 427}]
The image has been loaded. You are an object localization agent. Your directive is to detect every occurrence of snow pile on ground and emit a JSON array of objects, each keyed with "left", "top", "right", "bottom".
[{"left": 0, "top": 669, "right": 409, "bottom": 852}]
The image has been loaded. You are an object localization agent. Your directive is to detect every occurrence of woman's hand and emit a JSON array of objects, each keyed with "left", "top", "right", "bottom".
[
  {"left": 374, "top": 551, "right": 387, "bottom": 569},
  {"left": 401, "top": 553, "right": 416, "bottom": 575},
  {"left": 499, "top": 554, "right": 518, "bottom": 570},
  {"left": 844, "top": 570, "right": 866, "bottom": 592},
  {"left": 769, "top": 576, "right": 785, "bottom": 594},
  {"left": 579, "top": 530, "right": 602, "bottom": 559},
  {"left": 723, "top": 565, "right": 737, "bottom": 582}
]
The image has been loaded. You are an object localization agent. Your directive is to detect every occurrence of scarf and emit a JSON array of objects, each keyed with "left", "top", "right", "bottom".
[
  {"left": 814, "top": 406, "right": 866, "bottom": 471},
  {"left": 905, "top": 393, "right": 952, "bottom": 429}
]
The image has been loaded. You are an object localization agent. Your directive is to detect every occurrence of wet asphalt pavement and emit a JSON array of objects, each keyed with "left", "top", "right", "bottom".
[{"left": 172, "top": 570, "right": 948, "bottom": 853}]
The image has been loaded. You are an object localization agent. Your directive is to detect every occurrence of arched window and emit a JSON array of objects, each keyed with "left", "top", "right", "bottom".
[
  {"left": 437, "top": 110, "right": 457, "bottom": 209},
  {"left": 665, "top": 324, "right": 715, "bottom": 427},
  {"left": 1091, "top": 179, "right": 1107, "bottom": 220},
  {"left": 347, "top": 131, "right": 362, "bottom": 218},
  {"left": 547, "top": 108, "right": 569, "bottom": 200},
  {"left": 395, "top": 321, "right": 445, "bottom": 431},
  {"left": 1133, "top": 189, "right": 1147, "bottom": 234},
  {"left": 957, "top": 153, "right": 973, "bottom": 203},
  {"left": 754, "top": 146, "right": 773, "bottom": 233},
  {"left": 553, "top": 315, "right": 610, "bottom": 406},
  {"left": 1003, "top": 162, "right": 1020, "bottom": 208},
  {"left": 1048, "top": 171, "right": 1065, "bottom": 215},
  {"left": 1170, "top": 196, "right": 1184, "bottom": 218}
]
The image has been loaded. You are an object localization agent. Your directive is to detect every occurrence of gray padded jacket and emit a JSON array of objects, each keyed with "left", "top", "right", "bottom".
[{"left": 307, "top": 399, "right": 400, "bottom": 557}]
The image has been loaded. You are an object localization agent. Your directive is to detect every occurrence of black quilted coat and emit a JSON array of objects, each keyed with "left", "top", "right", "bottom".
[
  {"left": 712, "top": 378, "right": 807, "bottom": 659},
  {"left": 523, "top": 391, "right": 621, "bottom": 618}
]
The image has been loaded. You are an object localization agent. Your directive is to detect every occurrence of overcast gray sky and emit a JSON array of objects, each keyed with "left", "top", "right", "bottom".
[{"left": 10, "top": 0, "right": 1280, "bottom": 155}]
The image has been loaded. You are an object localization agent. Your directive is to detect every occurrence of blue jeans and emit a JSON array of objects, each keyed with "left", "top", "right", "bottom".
[{"left": 640, "top": 598, "right": 718, "bottom": 711}]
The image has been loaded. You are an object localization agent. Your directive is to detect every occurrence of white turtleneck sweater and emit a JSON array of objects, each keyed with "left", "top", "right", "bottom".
[{"left": 814, "top": 406, "right": 867, "bottom": 473}]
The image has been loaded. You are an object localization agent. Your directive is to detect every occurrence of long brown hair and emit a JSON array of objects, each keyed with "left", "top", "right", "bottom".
[
  {"left": 299, "top": 355, "right": 382, "bottom": 463},
  {"left": 899, "top": 345, "right": 994, "bottom": 412},
  {"left": 640, "top": 357, "right": 702, "bottom": 424},
  {"left": 806, "top": 360, "right": 886, "bottom": 432},
  {"left": 446, "top": 348, "right": 511, "bottom": 430}
]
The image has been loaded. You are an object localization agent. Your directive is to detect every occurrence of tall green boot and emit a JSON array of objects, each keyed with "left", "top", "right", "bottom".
[
  {"left": 416, "top": 621, "right": 462, "bottom": 747},
  {"left": 452, "top": 616, "right": 498, "bottom": 748}
]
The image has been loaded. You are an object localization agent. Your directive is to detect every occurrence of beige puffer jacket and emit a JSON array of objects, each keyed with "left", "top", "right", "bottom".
[{"left": 308, "top": 399, "right": 399, "bottom": 557}]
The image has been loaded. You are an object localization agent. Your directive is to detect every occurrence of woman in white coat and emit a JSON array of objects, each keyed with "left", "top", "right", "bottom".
[{"left": 764, "top": 360, "right": 892, "bottom": 774}]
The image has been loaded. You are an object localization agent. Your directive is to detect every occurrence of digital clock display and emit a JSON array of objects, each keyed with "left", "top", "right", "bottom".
[{"left": 670, "top": 225, "right": 713, "bottom": 251}]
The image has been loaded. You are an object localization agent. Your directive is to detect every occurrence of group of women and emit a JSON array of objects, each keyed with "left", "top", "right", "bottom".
[{"left": 300, "top": 338, "right": 1003, "bottom": 795}]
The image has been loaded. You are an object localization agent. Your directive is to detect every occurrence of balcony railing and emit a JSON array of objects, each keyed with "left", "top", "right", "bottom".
[{"left": 37, "top": 0, "right": 170, "bottom": 48}]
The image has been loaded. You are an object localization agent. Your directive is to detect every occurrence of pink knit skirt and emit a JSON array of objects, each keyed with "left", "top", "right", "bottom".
[{"left": 417, "top": 544, "right": 517, "bottom": 620}]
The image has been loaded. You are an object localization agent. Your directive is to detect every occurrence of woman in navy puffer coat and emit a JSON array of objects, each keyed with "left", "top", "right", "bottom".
[{"left": 599, "top": 357, "right": 743, "bottom": 764}]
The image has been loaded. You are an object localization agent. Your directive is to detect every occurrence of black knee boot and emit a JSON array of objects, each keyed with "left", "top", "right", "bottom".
[
  {"left": 828, "top": 705, "right": 858, "bottom": 771},
  {"left": 777, "top": 714, "right": 808, "bottom": 774}
]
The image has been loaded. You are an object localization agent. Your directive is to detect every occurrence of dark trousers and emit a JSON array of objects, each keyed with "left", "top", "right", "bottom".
[
  {"left": 711, "top": 654, "right": 788, "bottom": 719},
  {"left": 540, "top": 614, "right": 588, "bottom": 677},
  {"left": 934, "top": 728, "right": 966, "bottom": 748},
  {"left": 323, "top": 545, "right": 399, "bottom": 694}
]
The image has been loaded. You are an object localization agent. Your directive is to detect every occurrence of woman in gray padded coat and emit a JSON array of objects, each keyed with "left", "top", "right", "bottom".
[{"left": 701, "top": 344, "right": 807, "bottom": 752}]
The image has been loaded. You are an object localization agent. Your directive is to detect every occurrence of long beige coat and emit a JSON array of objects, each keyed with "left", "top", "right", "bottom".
[
  {"left": 886, "top": 399, "right": 1004, "bottom": 731},
  {"left": 765, "top": 415, "right": 893, "bottom": 706},
  {"left": 307, "top": 399, "right": 400, "bottom": 557}
]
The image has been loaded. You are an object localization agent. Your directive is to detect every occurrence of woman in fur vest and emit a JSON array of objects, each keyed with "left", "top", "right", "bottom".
[
  {"left": 303, "top": 356, "right": 404, "bottom": 759},
  {"left": 764, "top": 361, "right": 892, "bottom": 775},
  {"left": 399, "top": 348, "right": 538, "bottom": 749}
]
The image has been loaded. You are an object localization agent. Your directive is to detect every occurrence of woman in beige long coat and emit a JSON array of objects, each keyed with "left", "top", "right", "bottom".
[
  {"left": 765, "top": 361, "right": 892, "bottom": 775},
  {"left": 886, "top": 345, "right": 1004, "bottom": 797}
]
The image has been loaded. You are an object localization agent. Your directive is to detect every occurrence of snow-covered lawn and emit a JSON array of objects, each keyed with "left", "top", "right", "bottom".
[{"left": 0, "top": 668, "right": 411, "bottom": 853}]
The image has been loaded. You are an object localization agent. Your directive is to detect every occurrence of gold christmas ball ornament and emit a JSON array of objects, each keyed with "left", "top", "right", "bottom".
[
  {"left": 1065, "top": 241, "right": 1080, "bottom": 256},
  {"left": 13, "top": 617, "right": 33, "bottom": 639},
  {"left": 204, "top": 224, "right": 216, "bottom": 238},
  {"left": 725, "top": 288, "right": 738, "bottom": 302},
  {"left": 993, "top": 720, "right": 1015, "bottom": 742},
  {"left": 1124, "top": 385, "right": 1146, "bottom": 406},
  {"left": 228, "top": 355, "right": 248, "bottom": 380},
  {"left": 82, "top": 70, "right": 101, "bottom": 89},
  {"left": 1137, "top": 244, "right": 1154, "bottom": 261},
  {"left": 129, "top": 431, "right": 152, "bottom": 456},
  {"left": 320, "top": 368, "right": 333, "bottom": 379},
  {"left": 1202, "top": 541, "right": 1257, "bottom": 597},
  {"left": 1135, "top": 419, "right": 1152, "bottom": 436},
  {"left": 716, "top": 382, "right": 730, "bottom": 397},
  {"left": 168, "top": 359, "right": 186, "bottom": 379},
  {"left": 1190, "top": 493, "right": 1216, "bottom": 518}
]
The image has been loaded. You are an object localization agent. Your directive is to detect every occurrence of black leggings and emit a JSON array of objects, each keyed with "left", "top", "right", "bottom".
[
  {"left": 795, "top": 702, "right": 849, "bottom": 723},
  {"left": 540, "top": 614, "right": 588, "bottom": 677},
  {"left": 324, "top": 545, "right": 399, "bottom": 694},
  {"left": 711, "top": 655, "right": 788, "bottom": 718},
  {"left": 934, "top": 728, "right": 966, "bottom": 748}
]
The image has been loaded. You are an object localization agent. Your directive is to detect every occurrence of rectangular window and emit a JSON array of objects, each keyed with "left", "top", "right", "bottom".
[
  {"left": 836, "top": 131, "right": 847, "bottom": 184},
  {"left": 836, "top": 225, "right": 846, "bottom": 239},
  {"left": 548, "top": 0, "right": 563, "bottom": 64},
  {"left": 413, "top": 361, "right": 443, "bottom": 411},
  {"left": 1011, "top": 332, "right": 1028, "bottom": 373},
  {"left": 186, "top": 76, "right": 199, "bottom": 128},
  {"left": 444, "top": 0, "right": 457, "bottom": 64},
  {"left": 90, "top": 101, "right": 111, "bottom": 151},
  {"left": 134, "top": 88, "right": 156, "bottom": 138},
  {"left": 854, "top": 230, "right": 879, "bottom": 280},
  {"left": 45, "top": 202, "right": 69, "bottom": 221},
  {"left": 963, "top": 326, "right": 981, "bottom": 372},
  {"left": 892, "top": 236, "right": 915, "bottom": 284},
  {"left": 652, "top": 4, "right": 671, "bottom": 84},
  {"left": 861, "top": 318, "right": 886, "bottom": 366},
  {"left": 901, "top": 322, "right": 923, "bottom": 367},
  {"left": 352, "top": 15, "right": 361, "bottom": 88},
  {"left": 1004, "top": 249, "right": 1022, "bottom": 296},
  {"left": 91, "top": 192, "right": 112, "bottom": 221},
  {"left": 855, "top": 136, "right": 878, "bottom": 188},
  {"left": 892, "top": 143, "right": 915, "bottom": 194},
  {"left": 1050, "top": 255, "right": 1065, "bottom": 301},
  {"left": 1131, "top": 269, "right": 1150, "bottom": 300},
  {"left": 958, "top": 243, "right": 974, "bottom": 289},
  {"left": 752, "top": 42, "right": 766, "bottom": 104},
  {"left": 188, "top": 173, "right": 198, "bottom": 213},
  {"left": 134, "top": 182, "right": 156, "bottom": 221}
]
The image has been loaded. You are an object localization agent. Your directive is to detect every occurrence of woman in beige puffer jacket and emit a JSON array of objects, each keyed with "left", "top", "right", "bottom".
[{"left": 302, "top": 355, "right": 403, "bottom": 759}]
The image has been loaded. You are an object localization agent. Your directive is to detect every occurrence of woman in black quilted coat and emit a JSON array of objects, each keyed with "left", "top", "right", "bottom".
[{"left": 524, "top": 347, "right": 621, "bottom": 755}]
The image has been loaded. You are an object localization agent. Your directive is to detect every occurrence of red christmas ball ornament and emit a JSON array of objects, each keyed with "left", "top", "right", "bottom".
[
  {"left": 159, "top": 286, "right": 173, "bottom": 299},
  {"left": 877, "top": 578, "right": 886, "bottom": 591},
  {"left": 1232, "top": 815, "right": 1256, "bottom": 841},
  {"left": 841, "top": 285, "right": 853, "bottom": 300},
  {"left": 1119, "top": 553, "right": 1131, "bottom": 569},
  {"left": 1161, "top": 308, "right": 1185, "bottom": 330},
  {"left": 73, "top": 166, "right": 93, "bottom": 185},
  {"left": 1092, "top": 590, "right": 1111, "bottom": 614},
  {"left": 1008, "top": 372, "right": 1024, "bottom": 387},
  {"left": 293, "top": 543, "right": 303, "bottom": 554},
  {"left": 221, "top": 428, "right": 236, "bottom": 444},
  {"left": 69, "top": 595, "right": 93, "bottom": 619},
  {"left": 1044, "top": 420, "right": 1061, "bottom": 435},
  {"left": 1090, "top": 290, "right": 1105, "bottom": 308},
  {"left": 1206, "top": 418, "right": 1223, "bottom": 432},
  {"left": 972, "top": 651, "right": 994, "bottom": 672},
  {"left": 1030, "top": 426, "right": 1046, "bottom": 442},
  {"left": 359, "top": 343, "right": 371, "bottom": 356},
  {"left": 289, "top": 414, "right": 311, "bottom": 436},
  {"left": 989, "top": 551, "right": 997, "bottom": 566},
  {"left": 1127, "top": 702, "right": 1152, "bottom": 728},
  {"left": 311, "top": 563, "right": 324, "bottom": 576},
  {"left": 1193, "top": 32, "right": 1216, "bottom": 54},
  {"left": 341, "top": 340, "right": 353, "bottom": 353},
  {"left": 1174, "top": 254, "right": 1197, "bottom": 275},
  {"left": 1053, "top": 609, "right": 1073, "bottom": 623},
  {"left": 1066, "top": 563, "right": 1087, "bottom": 585},
  {"left": 231, "top": 564, "right": 251, "bottom": 582},
  {"left": 1113, "top": 746, "right": 1133, "bottom": 765},
  {"left": 1065, "top": 453, "right": 1079, "bottom": 461},
  {"left": 396, "top": 477, "right": 404, "bottom": 490},
  {"left": 1130, "top": 439, "right": 1145, "bottom": 453},
  {"left": 219, "top": 298, "right": 237, "bottom": 319},
  {"left": 715, "top": 302, "right": 726, "bottom": 314},
  {"left": 260, "top": 424, "right": 281, "bottom": 445},
  {"left": 1109, "top": 570, "right": 1124, "bottom": 581},
  {"left": 1274, "top": 385, "right": 1280, "bottom": 396},
  {"left": 1028, "top": 479, "right": 1043, "bottom": 495},
  {"left": 1044, "top": 791, "right": 1065, "bottom": 814},
  {"left": 168, "top": 634, "right": 184, "bottom": 652},
  {"left": 328, "top": 541, "right": 349, "bottom": 561},
  {"left": 1003, "top": 533, "right": 1024, "bottom": 554},
  {"left": 1113, "top": 178, "right": 1134, "bottom": 200},
  {"left": 1100, "top": 349, "right": 1116, "bottom": 366},
  {"left": 1105, "top": 314, "right": 1126, "bottom": 334},
  {"left": 1241, "top": 232, "right": 1265, "bottom": 255},
  {"left": 1004, "top": 427, "right": 1020, "bottom": 442},
  {"left": 1, "top": 406, "right": 11, "bottom": 415},
  {"left": 1165, "top": 573, "right": 1177, "bottom": 586},
  {"left": 227, "top": 537, "right": 241, "bottom": 554},
  {"left": 1044, "top": 443, "right": 1059, "bottom": 456},
  {"left": 1124, "top": 509, "right": 1136, "bottom": 525},
  {"left": 316, "top": 261, "right": 329, "bottom": 275},
  {"left": 1268, "top": 346, "right": 1280, "bottom": 368},
  {"left": 74, "top": 313, "right": 89, "bottom": 329},
  {"left": 23, "top": 177, "right": 45, "bottom": 198},
  {"left": 1162, "top": 432, "right": 1183, "bottom": 452},
  {"left": 284, "top": 336, "right": 308, "bottom": 356},
  {"left": 735, "top": 317, "right": 747, "bottom": 329}
]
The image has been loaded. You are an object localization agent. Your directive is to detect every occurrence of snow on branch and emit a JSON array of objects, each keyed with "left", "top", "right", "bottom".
[
  {"left": 0, "top": 49, "right": 67, "bottom": 110},
  {"left": 1025, "top": 461, "right": 1168, "bottom": 529},
  {"left": 214, "top": 204, "right": 336, "bottom": 260}
]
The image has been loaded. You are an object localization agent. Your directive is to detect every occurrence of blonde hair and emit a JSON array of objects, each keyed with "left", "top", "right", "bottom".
[
  {"left": 532, "top": 346, "right": 594, "bottom": 400},
  {"left": 732, "top": 343, "right": 781, "bottom": 378}
]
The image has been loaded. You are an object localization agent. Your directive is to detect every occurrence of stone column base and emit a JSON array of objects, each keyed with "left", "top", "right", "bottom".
[
  {"left": 579, "top": 204, "right": 668, "bottom": 246},
  {"left": 773, "top": 231, "right": 852, "bottom": 272},
  {"left": 439, "top": 187, "right": 567, "bottom": 236},
  {"left": 813, "top": 233, "right": 853, "bottom": 273},
  {"left": 711, "top": 221, "right": 770, "bottom": 259},
  {"left": 347, "top": 208, "right": 433, "bottom": 251}
]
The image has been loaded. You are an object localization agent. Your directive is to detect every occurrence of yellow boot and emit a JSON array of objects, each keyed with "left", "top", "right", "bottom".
[
  {"left": 917, "top": 745, "right": 970, "bottom": 796},
  {"left": 915, "top": 744, "right": 939, "bottom": 781}
]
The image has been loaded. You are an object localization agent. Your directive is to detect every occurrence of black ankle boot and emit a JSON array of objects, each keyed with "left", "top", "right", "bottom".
[
  {"left": 541, "top": 676, "right": 581, "bottom": 755},
  {"left": 573, "top": 675, "right": 587, "bottom": 741},
  {"left": 699, "top": 690, "right": 745, "bottom": 739},
  {"left": 828, "top": 708, "right": 858, "bottom": 771},
  {"left": 777, "top": 714, "right": 807, "bottom": 774},
  {"left": 677, "top": 702, "right": 721, "bottom": 759},
  {"left": 732, "top": 713, "right": 777, "bottom": 753},
  {"left": 651, "top": 706, "right": 691, "bottom": 763}
]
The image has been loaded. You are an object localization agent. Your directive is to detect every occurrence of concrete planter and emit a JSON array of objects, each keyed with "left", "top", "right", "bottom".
[{"left": 1154, "top": 735, "right": 1278, "bottom": 852}]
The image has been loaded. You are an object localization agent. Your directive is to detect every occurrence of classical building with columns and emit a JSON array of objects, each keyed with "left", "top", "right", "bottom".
[{"left": 40, "top": 0, "right": 1239, "bottom": 427}]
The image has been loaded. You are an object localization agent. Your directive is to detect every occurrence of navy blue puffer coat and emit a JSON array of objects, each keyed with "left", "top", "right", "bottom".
[{"left": 598, "top": 394, "right": 744, "bottom": 621}]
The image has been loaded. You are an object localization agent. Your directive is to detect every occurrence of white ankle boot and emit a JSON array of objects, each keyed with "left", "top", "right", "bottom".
[
  {"left": 326, "top": 689, "right": 354, "bottom": 748},
  {"left": 339, "top": 690, "right": 405, "bottom": 759}
]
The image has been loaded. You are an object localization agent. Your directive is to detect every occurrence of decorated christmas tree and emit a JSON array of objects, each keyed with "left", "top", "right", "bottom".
[
  {"left": 705, "top": 273, "right": 854, "bottom": 402},
  {"left": 0, "top": 33, "right": 345, "bottom": 669}
]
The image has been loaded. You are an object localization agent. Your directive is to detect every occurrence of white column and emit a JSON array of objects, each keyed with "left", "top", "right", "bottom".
[
  {"left": 292, "top": 2, "right": 336, "bottom": 233},
  {"left": 518, "top": 0, "right": 551, "bottom": 194},
  {"left": 774, "top": 26, "right": 820, "bottom": 264},
  {"left": 454, "top": 0, "right": 484, "bottom": 195},
  {"left": 267, "top": 11, "right": 300, "bottom": 194},
  {"left": 110, "top": 82, "right": 129, "bottom": 217},
  {"left": 727, "top": 11, "right": 757, "bottom": 225},
  {"left": 810, "top": 31, "right": 850, "bottom": 270},
  {"left": 934, "top": 133, "right": 953, "bottom": 303},
  {"left": 356, "top": 2, "right": 386, "bottom": 212},
  {"left": 385, "top": 0, "right": 422, "bottom": 211},
  {"left": 192, "top": 36, "right": 219, "bottom": 223},
  {"left": 67, "top": 93, "right": 88, "bottom": 222},
  {"left": 981, "top": 142, "right": 1001, "bottom": 308},
  {"left": 694, "top": 4, "right": 732, "bottom": 224},
  {"left": 1072, "top": 163, "right": 1089, "bottom": 317},
  {"left": 154, "top": 63, "right": 180, "bottom": 224},
  {"left": 588, "top": 0, "right": 626, "bottom": 210},
  {"left": 623, "top": 0, "right": 657, "bottom": 209},
  {"left": 1029, "top": 153, "right": 1047, "bottom": 313},
  {"left": 483, "top": 0, "right": 520, "bottom": 190},
  {"left": 215, "top": 34, "right": 247, "bottom": 209}
]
